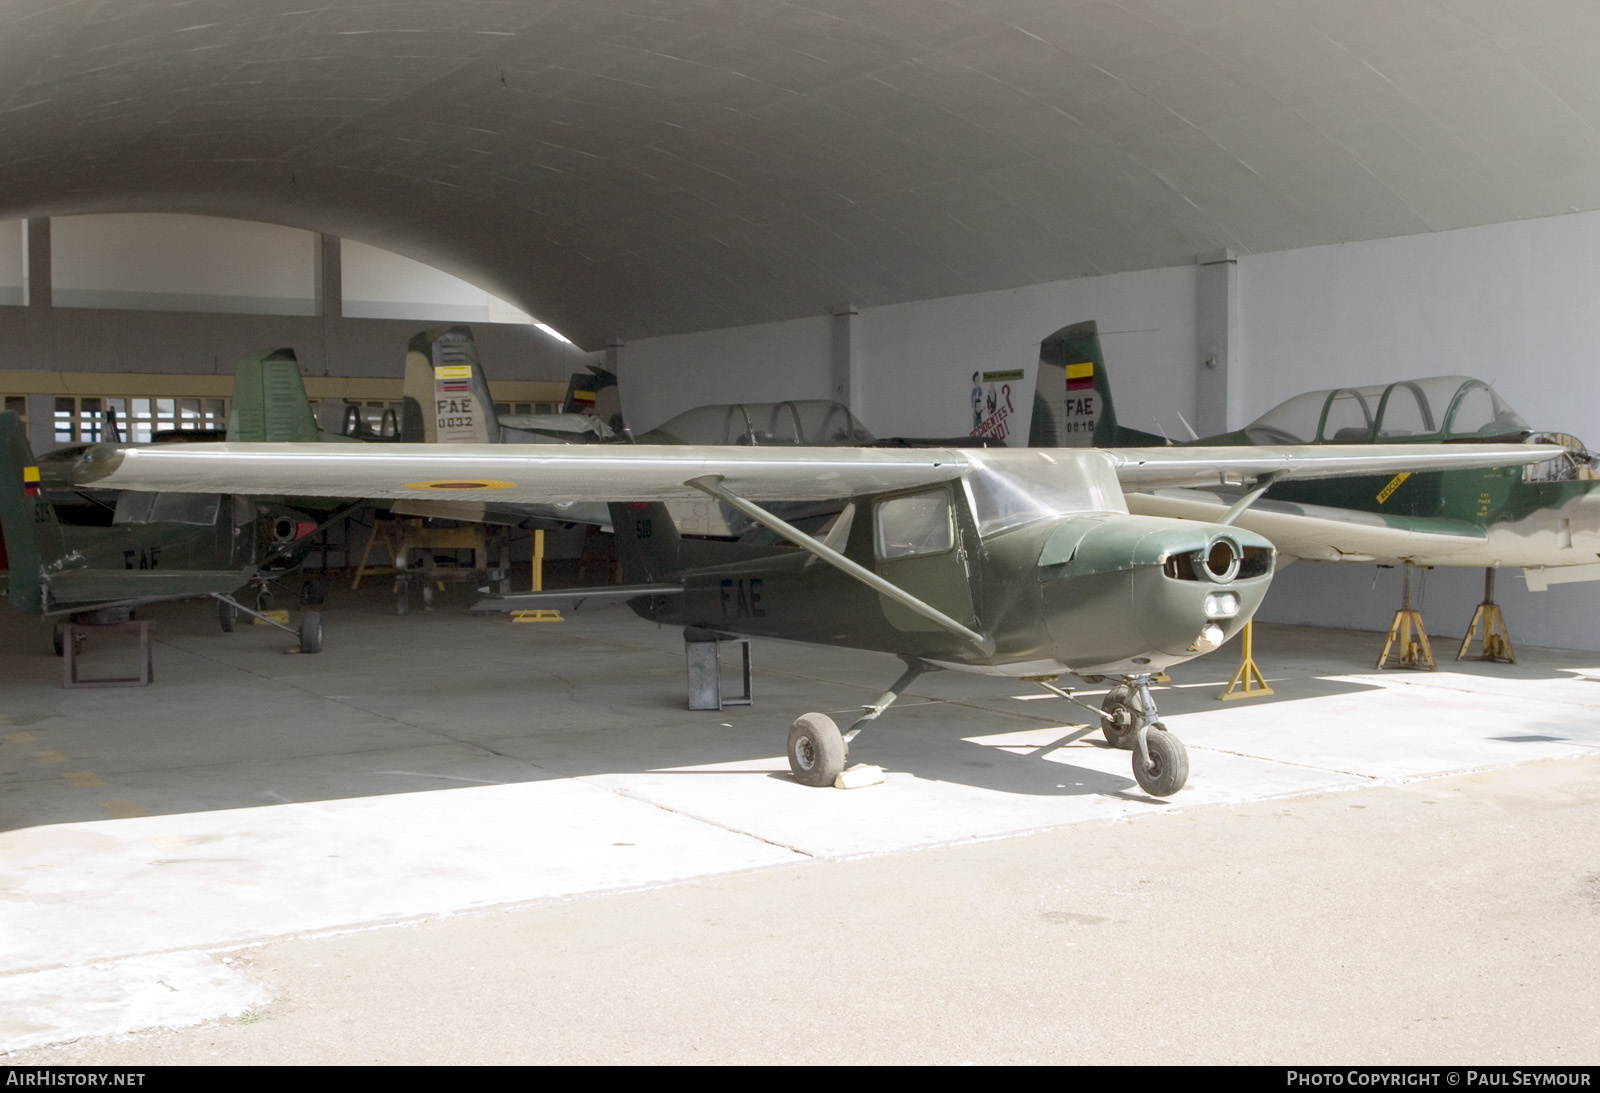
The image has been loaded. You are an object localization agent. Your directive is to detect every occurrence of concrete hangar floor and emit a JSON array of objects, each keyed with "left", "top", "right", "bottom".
[{"left": 1, "top": 582, "right": 1598, "bottom": 1065}]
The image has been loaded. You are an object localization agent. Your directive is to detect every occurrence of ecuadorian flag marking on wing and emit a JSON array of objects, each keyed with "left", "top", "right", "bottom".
[
  {"left": 23, "top": 465, "right": 39, "bottom": 497},
  {"left": 1065, "top": 361, "right": 1094, "bottom": 392},
  {"left": 402, "top": 479, "right": 516, "bottom": 491}
]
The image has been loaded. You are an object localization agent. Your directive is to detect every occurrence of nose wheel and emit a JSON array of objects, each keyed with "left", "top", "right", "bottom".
[
  {"left": 1039, "top": 674, "right": 1190, "bottom": 797},
  {"left": 1131, "top": 721, "right": 1188, "bottom": 797}
]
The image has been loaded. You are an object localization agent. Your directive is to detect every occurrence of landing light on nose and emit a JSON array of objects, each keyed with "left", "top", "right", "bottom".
[{"left": 1204, "top": 590, "right": 1240, "bottom": 618}]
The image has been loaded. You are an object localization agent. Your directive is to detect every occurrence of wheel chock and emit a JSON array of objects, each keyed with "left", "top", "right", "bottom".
[{"left": 834, "top": 764, "right": 885, "bottom": 790}]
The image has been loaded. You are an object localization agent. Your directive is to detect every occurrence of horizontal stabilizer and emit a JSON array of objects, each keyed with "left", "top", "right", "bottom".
[
  {"left": 43, "top": 567, "right": 255, "bottom": 613},
  {"left": 471, "top": 584, "right": 683, "bottom": 612}
]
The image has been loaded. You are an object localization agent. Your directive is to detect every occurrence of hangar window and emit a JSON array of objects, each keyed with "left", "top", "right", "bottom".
[
  {"left": 342, "top": 240, "right": 557, "bottom": 334},
  {"left": 54, "top": 395, "right": 227, "bottom": 444},
  {"left": 52, "top": 214, "right": 316, "bottom": 316}
]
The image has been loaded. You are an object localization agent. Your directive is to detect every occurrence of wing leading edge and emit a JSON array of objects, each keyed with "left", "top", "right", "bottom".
[{"left": 72, "top": 440, "right": 1560, "bottom": 506}]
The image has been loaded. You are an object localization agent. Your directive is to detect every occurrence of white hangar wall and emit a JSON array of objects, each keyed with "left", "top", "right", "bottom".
[
  {"left": 623, "top": 208, "right": 1600, "bottom": 652},
  {"left": 621, "top": 265, "right": 1200, "bottom": 441}
]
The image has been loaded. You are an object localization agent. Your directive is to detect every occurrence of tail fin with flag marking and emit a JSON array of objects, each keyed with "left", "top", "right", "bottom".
[
  {"left": 1029, "top": 320, "right": 1169, "bottom": 448},
  {"left": 401, "top": 326, "right": 501, "bottom": 444},
  {"left": 0, "top": 412, "right": 68, "bottom": 614}
]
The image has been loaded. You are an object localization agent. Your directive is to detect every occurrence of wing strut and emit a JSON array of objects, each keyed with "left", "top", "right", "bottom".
[
  {"left": 685, "top": 475, "right": 995, "bottom": 657},
  {"left": 1217, "top": 472, "right": 1282, "bottom": 527}
]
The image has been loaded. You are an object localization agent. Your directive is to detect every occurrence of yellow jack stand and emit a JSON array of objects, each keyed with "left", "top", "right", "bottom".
[
  {"left": 1457, "top": 567, "right": 1515, "bottom": 663},
  {"left": 1219, "top": 619, "right": 1273, "bottom": 700},
  {"left": 513, "top": 529, "right": 563, "bottom": 623},
  {"left": 1377, "top": 562, "right": 1435, "bottom": 670}
]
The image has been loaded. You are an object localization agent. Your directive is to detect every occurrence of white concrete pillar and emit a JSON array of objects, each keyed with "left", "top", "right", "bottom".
[
  {"left": 1195, "top": 249, "right": 1238, "bottom": 434},
  {"left": 605, "top": 338, "right": 628, "bottom": 433},
  {"left": 25, "top": 218, "right": 50, "bottom": 310},
  {"left": 315, "top": 233, "right": 341, "bottom": 319},
  {"left": 831, "top": 302, "right": 862, "bottom": 419}
]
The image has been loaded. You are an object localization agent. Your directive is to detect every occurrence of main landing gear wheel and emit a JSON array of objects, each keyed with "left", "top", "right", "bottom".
[
  {"left": 1099, "top": 684, "right": 1146, "bottom": 750},
  {"left": 299, "top": 611, "right": 324, "bottom": 654},
  {"left": 1133, "top": 724, "right": 1189, "bottom": 798},
  {"left": 787, "top": 712, "right": 846, "bottom": 788},
  {"left": 218, "top": 598, "right": 238, "bottom": 633}
]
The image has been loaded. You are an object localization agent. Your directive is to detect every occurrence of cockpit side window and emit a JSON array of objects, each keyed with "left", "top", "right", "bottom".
[
  {"left": 113, "top": 492, "right": 221, "bottom": 526},
  {"left": 876, "top": 489, "right": 955, "bottom": 560}
]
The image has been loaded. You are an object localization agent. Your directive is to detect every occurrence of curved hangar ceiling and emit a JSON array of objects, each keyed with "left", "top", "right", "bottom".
[{"left": 3, "top": 1, "right": 1600, "bottom": 348}]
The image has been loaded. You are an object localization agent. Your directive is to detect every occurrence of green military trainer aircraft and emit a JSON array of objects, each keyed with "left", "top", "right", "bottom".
[
  {"left": 68, "top": 427, "right": 1556, "bottom": 796},
  {"left": 1034, "top": 321, "right": 1600, "bottom": 664},
  {"left": 0, "top": 412, "right": 326, "bottom": 654}
]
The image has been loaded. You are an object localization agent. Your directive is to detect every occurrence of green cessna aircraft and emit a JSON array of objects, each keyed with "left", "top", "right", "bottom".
[
  {"left": 68, "top": 429, "right": 1556, "bottom": 796},
  {"left": 0, "top": 412, "right": 326, "bottom": 654},
  {"left": 1034, "top": 321, "right": 1600, "bottom": 665}
]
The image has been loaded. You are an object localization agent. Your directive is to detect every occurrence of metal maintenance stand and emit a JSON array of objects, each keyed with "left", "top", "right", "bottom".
[
  {"left": 1377, "top": 562, "right": 1435, "bottom": 670},
  {"left": 1457, "top": 567, "right": 1516, "bottom": 663}
]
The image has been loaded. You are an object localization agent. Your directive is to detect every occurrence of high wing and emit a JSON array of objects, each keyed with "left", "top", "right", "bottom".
[
  {"left": 75, "top": 443, "right": 972, "bottom": 502},
  {"left": 72, "top": 441, "right": 1561, "bottom": 504}
]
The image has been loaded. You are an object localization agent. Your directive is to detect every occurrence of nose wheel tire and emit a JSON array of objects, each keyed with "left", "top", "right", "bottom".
[
  {"left": 787, "top": 713, "right": 846, "bottom": 788},
  {"left": 1100, "top": 685, "right": 1146, "bottom": 750},
  {"left": 1133, "top": 724, "right": 1188, "bottom": 797}
]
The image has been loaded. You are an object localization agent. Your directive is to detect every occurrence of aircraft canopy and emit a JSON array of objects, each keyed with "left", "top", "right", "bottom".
[
  {"left": 640, "top": 400, "right": 875, "bottom": 447},
  {"left": 1243, "top": 376, "right": 1530, "bottom": 446}
]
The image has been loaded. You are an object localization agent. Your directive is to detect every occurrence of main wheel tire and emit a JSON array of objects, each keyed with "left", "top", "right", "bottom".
[
  {"left": 1100, "top": 685, "right": 1144, "bottom": 750},
  {"left": 218, "top": 599, "right": 237, "bottom": 633},
  {"left": 52, "top": 622, "right": 66, "bottom": 657},
  {"left": 420, "top": 581, "right": 435, "bottom": 610},
  {"left": 787, "top": 713, "right": 846, "bottom": 788},
  {"left": 299, "top": 611, "right": 324, "bottom": 654},
  {"left": 394, "top": 577, "right": 409, "bottom": 616},
  {"left": 1133, "top": 724, "right": 1189, "bottom": 797}
]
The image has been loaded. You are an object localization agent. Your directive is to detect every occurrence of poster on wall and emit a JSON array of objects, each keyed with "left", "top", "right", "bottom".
[{"left": 969, "top": 369, "right": 1023, "bottom": 442}]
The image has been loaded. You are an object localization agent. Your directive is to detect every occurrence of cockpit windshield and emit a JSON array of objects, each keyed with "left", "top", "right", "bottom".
[
  {"left": 963, "top": 449, "right": 1126, "bottom": 536},
  {"left": 1243, "top": 376, "right": 1529, "bottom": 445},
  {"left": 639, "top": 400, "right": 875, "bottom": 446}
]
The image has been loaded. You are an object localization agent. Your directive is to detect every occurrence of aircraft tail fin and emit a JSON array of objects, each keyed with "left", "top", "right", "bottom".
[
  {"left": 1030, "top": 321, "right": 1171, "bottom": 448},
  {"left": 402, "top": 326, "right": 502, "bottom": 444},
  {"left": 0, "top": 412, "right": 67, "bottom": 613},
  {"left": 228, "top": 349, "right": 322, "bottom": 442},
  {"left": 608, "top": 502, "right": 682, "bottom": 585}
]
